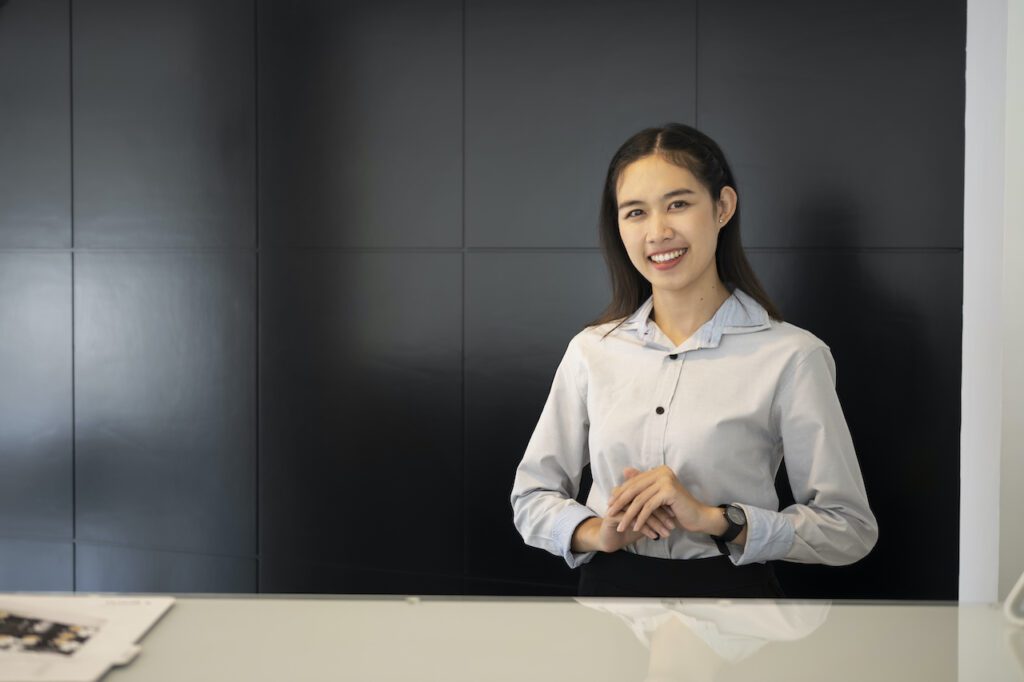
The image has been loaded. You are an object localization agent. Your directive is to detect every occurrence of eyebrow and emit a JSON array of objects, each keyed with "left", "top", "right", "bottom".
[{"left": 617, "top": 188, "right": 696, "bottom": 211}]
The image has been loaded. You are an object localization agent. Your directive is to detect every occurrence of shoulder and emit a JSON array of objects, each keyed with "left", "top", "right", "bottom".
[
  {"left": 759, "top": 321, "right": 838, "bottom": 385},
  {"left": 554, "top": 320, "right": 637, "bottom": 390},
  {"left": 761, "top": 320, "right": 830, "bottom": 358},
  {"left": 570, "top": 318, "right": 643, "bottom": 355},
  {"left": 559, "top": 323, "right": 617, "bottom": 366},
  {"left": 725, "top": 318, "right": 836, "bottom": 383}
]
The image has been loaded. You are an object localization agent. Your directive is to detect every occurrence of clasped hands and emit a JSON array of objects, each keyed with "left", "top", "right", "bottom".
[{"left": 596, "top": 465, "right": 716, "bottom": 553}]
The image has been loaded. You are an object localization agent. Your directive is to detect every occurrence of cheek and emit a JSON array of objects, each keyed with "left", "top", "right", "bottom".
[
  {"left": 623, "top": 239, "right": 645, "bottom": 266},
  {"left": 618, "top": 228, "right": 638, "bottom": 259}
]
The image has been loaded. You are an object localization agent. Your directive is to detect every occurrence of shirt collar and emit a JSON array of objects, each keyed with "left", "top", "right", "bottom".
[{"left": 619, "top": 286, "right": 771, "bottom": 350}]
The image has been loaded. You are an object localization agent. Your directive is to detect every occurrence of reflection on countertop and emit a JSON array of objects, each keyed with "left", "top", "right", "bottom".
[{"left": 575, "top": 598, "right": 831, "bottom": 681}]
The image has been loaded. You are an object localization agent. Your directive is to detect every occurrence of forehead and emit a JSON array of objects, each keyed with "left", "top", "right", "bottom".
[{"left": 616, "top": 154, "right": 703, "bottom": 197}]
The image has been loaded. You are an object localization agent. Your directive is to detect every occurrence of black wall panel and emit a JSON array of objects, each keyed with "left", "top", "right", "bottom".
[
  {"left": 75, "top": 253, "right": 256, "bottom": 557},
  {"left": 748, "top": 250, "right": 962, "bottom": 599},
  {"left": 465, "top": 0, "right": 697, "bottom": 248},
  {"left": 0, "top": 539, "right": 73, "bottom": 592},
  {"left": 698, "top": 0, "right": 966, "bottom": 249},
  {"left": 76, "top": 544, "right": 256, "bottom": 593},
  {"left": 72, "top": 0, "right": 254, "bottom": 248},
  {"left": 259, "top": 0, "right": 463, "bottom": 248},
  {"left": 0, "top": 254, "right": 72, "bottom": 540},
  {"left": 0, "top": 0, "right": 965, "bottom": 598},
  {"left": 259, "top": 252, "right": 463, "bottom": 581},
  {"left": 465, "top": 252, "right": 609, "bottom": 586},
  {"left": 0, "top": 0, "right": 70, "bottom": 247}
]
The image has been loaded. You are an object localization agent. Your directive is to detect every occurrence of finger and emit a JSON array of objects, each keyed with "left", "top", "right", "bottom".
[
  {"left": 608, "top": 484, "right": 629, "bottom": 510},
  {"left": 610, "top": 468, "right": 643, "bottom": 500},
  {"left": 606, "top": 491, "right": 625, "bottom": 517},
  {"left": 652, "top": 507, "right": 676, "bottom": 530},
  {"left": 611, "top": 468, "right": 646, "bottom": 497},
  {"left": 644, "top": 514, "right": 670, "bottom": 537},
  {"left": 634, "top": 493, "right": 669, "bottom": 533},
  {"left": 608, "top": 475, "right": 654, "bottom": 516},
  {"left": 612, "top": 481, "right": 654, "bottom": 529},
  {"left": 618, "top": 485, "right": 661, "bottom": 533},
  {"left": 610, "top": 513, "right": 656, "bottom": 541}
]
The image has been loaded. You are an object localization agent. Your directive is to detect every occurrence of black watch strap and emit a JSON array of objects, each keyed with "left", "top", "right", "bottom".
[
  {"left": 714, "top": 536, "right": 730, "bottom": 556},
  {"left": 712, "top": 504, "right": 744, "bottom": 556}
]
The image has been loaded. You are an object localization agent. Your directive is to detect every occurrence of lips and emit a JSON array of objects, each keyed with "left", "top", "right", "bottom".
[
  {"left": 647, "top": 248, "right": 688, "bottom": 272},
  {"left": 648, "top": 248, "right": 688, "bottom": 263}
]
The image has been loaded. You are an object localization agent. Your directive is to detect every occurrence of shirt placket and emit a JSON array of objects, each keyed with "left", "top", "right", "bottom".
[{"left": 640, "top": 349, "right": 687, "bottom": 470}]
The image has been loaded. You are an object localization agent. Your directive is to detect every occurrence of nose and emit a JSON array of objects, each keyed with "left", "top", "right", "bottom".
[{"left": 647, "top": 214, "right": 674, "bottom": 242}]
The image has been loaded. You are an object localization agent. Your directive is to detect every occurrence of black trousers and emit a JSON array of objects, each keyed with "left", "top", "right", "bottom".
[{"left": 578, "top": 551, "right": 785, "bottom": 598}]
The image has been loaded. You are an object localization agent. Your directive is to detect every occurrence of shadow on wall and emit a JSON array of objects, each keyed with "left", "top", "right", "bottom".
[{"left": 768, "top": 188, "right": 955, "bottom": 599}]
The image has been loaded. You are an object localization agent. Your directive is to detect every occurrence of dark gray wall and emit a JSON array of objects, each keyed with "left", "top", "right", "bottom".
[{"left": 0, "top": 0, "right": 965, "bottom": 598}]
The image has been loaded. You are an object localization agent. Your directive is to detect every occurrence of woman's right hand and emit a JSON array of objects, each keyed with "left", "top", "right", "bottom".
[
  {"left": 596, "top": 508, "right": 676, "bottom": 552},
  {"left": 572, "top": 506, "right": 676, "bottom": 553}
]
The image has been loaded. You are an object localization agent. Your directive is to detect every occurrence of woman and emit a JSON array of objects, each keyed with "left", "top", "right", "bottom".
[{"left": 510, "top": 123, "right": 878, "bottom": 598}]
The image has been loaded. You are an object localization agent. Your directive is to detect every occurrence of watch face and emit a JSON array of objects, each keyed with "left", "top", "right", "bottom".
[{"left": 726, "top": 506, "right": 746, "bottom": 525}]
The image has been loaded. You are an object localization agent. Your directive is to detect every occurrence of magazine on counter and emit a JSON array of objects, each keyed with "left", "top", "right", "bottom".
[{"left": 0, "top": 595, "right": 173, "bottom": 682}]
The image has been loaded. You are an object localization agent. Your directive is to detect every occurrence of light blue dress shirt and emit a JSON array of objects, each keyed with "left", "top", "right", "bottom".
[{"left": 510, "top": 287, "right": 878, "bottom": 569}]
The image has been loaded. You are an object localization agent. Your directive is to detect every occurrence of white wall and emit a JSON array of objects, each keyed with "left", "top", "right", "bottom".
[
  {"left": 999, "top": 0, "right": 1024, "bottom": 602},
  {"left": 962, "top": 0, "right": 1023, "bottom": 603}
]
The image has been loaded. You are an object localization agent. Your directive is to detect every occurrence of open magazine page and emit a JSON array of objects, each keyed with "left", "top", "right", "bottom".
[{"left": 0, "top": 595, "right": 173, "bottom": 682}]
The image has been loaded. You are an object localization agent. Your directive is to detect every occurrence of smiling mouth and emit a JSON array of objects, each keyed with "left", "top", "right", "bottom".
[{"left": 648, "top": 248, "right": 688, "bottom": 264}]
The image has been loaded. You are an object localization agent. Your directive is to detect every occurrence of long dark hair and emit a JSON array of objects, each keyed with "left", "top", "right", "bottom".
[{"left": 586, "top": 122, "right": 782, "bottom": 332}]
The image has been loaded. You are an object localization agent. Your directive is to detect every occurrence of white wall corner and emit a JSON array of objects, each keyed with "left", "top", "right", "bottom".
[
  {"left": 961, "top": 0, "right": 1009, "bottom": 603},
  {"left": 998, "top": 0, "right": 1024, "bottom": 602}
]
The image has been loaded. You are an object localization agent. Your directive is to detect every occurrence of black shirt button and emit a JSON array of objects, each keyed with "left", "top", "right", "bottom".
[
  {"left": 669, "top": 354, "right": 678, "bottom": 360},
  {"left": 655, "top": 406, "right": 665, "bottom": 414}
]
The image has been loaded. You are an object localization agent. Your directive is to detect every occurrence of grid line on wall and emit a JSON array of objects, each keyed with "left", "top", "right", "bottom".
[
  {"left": 694, "top": 0, "right": 700, "bottom": 127},
  {"left": 253, "top": 0, "right": 262, "bottom": 592},
  {"left": 71, "top": 538, "right": 259, "bottom": 562},
  {"left": 461, "top": 0, "right": 469, "bottom": 585},
  {"left": 69, "top": 0, "right": 76, "bottom": 593},
  {"left": 0, "top": 246, "right": 968, "bottom": 255}
]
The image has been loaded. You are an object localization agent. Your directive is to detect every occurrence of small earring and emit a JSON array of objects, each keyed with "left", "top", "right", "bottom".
[{"left": 718, "top": 218, "right": 723, "bottom": 223}]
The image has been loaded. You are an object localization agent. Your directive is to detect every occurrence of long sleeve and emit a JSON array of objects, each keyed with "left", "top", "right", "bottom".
[
  {"left": 510, "top": 336, "right": 599, "bottom": 568},
  {"left": 728, "top": 345, "right": 879, "bottom": 566}
]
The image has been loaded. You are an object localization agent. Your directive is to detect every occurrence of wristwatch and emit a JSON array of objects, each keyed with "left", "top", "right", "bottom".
[{"left": 711, "top": 504, "right": 746, "bottom": 556}]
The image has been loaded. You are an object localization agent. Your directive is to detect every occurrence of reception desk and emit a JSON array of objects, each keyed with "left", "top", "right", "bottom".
[{"left": 5, "top": 595, "right": 1024, "bottom": 681}]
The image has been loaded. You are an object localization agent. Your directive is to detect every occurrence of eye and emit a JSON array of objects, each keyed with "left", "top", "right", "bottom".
[
  {"left": 670, "top": 200, "right": 689, "bottom": 209},
  {"left": 624, "top": 209, "right": 642, "bottom": 219}
]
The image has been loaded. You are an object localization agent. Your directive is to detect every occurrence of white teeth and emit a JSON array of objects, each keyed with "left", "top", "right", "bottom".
[{"left": 650, "top": 248, "right": 687, "bottom": 263}]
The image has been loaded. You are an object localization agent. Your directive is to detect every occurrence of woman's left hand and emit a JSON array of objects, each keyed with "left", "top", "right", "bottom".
[{"left": 607, "top": 466, "right": 710, "bottom": 534}]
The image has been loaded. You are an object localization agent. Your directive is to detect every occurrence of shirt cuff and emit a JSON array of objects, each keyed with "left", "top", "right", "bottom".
[
  {"left": 727, "top": 503, "right": 796, "bottom": 566},
  {"left": 551, "top": 503, "right": 599, "bottom": 569}
]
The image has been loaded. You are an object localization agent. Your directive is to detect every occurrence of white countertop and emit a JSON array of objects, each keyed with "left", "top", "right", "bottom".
[{"left": 6, "top": 595, "right": 1024, "bottom": 681}]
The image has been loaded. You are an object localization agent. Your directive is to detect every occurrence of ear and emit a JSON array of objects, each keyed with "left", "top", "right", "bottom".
[{"left": 717, "top": 186, "right": 738, "bottom": 228}]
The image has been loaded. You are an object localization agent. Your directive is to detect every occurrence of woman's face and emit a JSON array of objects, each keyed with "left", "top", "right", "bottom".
[{"left": 616, "top": 154, "right": 735, "bottom": 297}]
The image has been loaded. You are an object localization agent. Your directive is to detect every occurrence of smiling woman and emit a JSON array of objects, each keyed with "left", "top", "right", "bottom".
[{"left": 509, "top": 123, "right": 879, "bottom": 598}]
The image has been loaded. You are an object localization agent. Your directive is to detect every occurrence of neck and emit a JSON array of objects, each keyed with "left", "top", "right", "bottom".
[{"left": 650, "top": 277, "right": 732, "bottom": 344}]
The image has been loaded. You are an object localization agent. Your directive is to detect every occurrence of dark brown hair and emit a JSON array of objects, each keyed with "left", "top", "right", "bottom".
[{"left": 586, "top": 122, "right": 782, "bottom": 332}]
